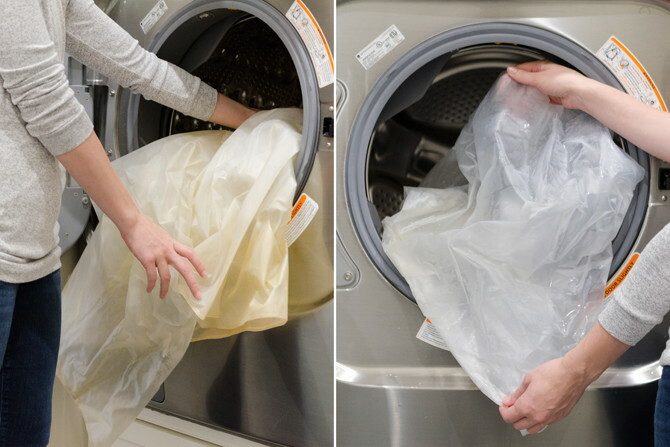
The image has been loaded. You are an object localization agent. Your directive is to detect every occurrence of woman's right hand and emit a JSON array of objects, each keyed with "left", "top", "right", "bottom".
[
  {"left": 506, "top": 61, "right": 594, "bottom": 110},
  {"left": 57, "top": 132, "right": 208, "bottom": 301},
  {"left": 120, "top": 213, "right": 207, "bottom": 300}
]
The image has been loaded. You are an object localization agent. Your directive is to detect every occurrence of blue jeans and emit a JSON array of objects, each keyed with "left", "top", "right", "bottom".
[
  {"left": 0, "top": 270, "right": 61, "bottom": 447},
  {"left": 656, "top": 366, "right": 670, "bottom": 446}
]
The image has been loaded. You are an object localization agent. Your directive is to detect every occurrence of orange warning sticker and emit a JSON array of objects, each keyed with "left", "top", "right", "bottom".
[
  {"left": 596, "top": 36, "right": 667, "bottom": 112},
  {"left": 286, "top": 193, "right": 319, "bottom": 246},
  {"left": 286, "top": 1, "right": 334, "bottom": 88},
  {"left": 604, "top": 252, "right": 640, "bottom": 298},
  {"left": 416, "top": 318, "right": 450, "bottom": 351}
]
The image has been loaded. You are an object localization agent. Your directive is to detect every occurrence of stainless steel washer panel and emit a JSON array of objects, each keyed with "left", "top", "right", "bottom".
[
  {"left": 151, "top": 302, "right": 334, "bottom": 447},
  {"left": 337, "top": 2, "right": 670, "bottom": 446},
  {"left": 338, "top": 381, "right": 658, "bottom": 447}
]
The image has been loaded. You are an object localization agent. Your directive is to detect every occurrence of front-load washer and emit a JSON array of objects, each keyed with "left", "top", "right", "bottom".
[
  {"left": 336, "top": 1, "right": 670, "bottom": 445},
  {"left": 59, "top": 1, "right": 333, "bottom": 446}
]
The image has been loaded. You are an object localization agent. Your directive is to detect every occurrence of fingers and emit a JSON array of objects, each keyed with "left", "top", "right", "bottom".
[
  {"left": 512, "top": 418, "right": 534, "bottom": 431},
  {"left": 514, "top": 60, "right": 552, "bottom": 73},
  {"left": 144, "top": 261, "right": 158, "bottom": 294},
  {"left": 499, "top": 375, "right": 533, "bottom": 424},
  {"left": 171, "top": 256, "right": 202, "bottom": 300},
  {"left": 145, "top": 253, "right": 202, "bottom": 300},
  {"left": 506, "top": 66, "right": 539, "bottom": 87},
  {"left": 503, "top": 375, "right": 531, "bottom": 406},
  {"left": 499, "top": 403, "right": 523, "bottom": 424},
  {"left": 157, "top": 257, "right": 171, "bottom": 299},
  {"left": 527, "top": 423, "right": 549, "bottom": 434},
  {"left": 506, "top": 60, "right": 556, "bottom": 87},
  {"left": 174, "top": 242, "right": 208, "bottom": 278}
]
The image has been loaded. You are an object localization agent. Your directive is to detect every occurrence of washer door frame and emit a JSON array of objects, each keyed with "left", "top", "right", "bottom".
[
  {"left": 117, "top": 0, "right": 322, "bottom": 198},
  {"left": 344, "top": 22, "right": 650, "bottom": 301}
]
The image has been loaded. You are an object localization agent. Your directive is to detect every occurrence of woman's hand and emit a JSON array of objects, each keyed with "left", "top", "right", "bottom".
[
  {"left": 209, "top": 93, "right": 257, "bottom": 129},
  {"left": 498, "top": 323, "right": 629, "bottom": 433},
  {"left": 119, "top": 213, "right": 207, "bottom": 300},
  {"left": 508, "top": 59, "right": 670, "bottom": 165},
  {"left": 498, "top": 356, "right": 589, "bottom": 433},
  {"left": 506, "top": 61, "right": 594, "bottom": 110},
  {"left": 59, "top": 133, "right": 208, "bottom": 300}
]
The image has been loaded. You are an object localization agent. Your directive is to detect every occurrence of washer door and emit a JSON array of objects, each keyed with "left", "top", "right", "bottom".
[
  {"left": 113, "top": 1, "right": 323, "bottom": 199},
  {"left": 345, "top": 23, "right": 650, "bottom": 301},
  {"left": 342, "top": 18, "right": 667, "bottom": 404}
]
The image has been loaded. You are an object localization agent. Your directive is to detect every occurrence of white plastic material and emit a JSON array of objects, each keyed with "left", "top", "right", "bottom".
[
  {"left": 57, "top": 109, "right": 302, "bottom": 446},
  {"left": 382, "top": 76, "right": 644, "bottom": 404}
]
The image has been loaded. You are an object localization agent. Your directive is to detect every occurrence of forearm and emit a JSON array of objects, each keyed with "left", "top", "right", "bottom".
[
  {"left": 576, "top": 80, "right": 670, "bottom": 161},
  {"left": 209, "top": 94, "right": 256, "bottom": 128},
  {"left": 562, "top": 222, "right": 670, "bottom": 385},
  {"left": 563, "top": 323, "right": 630, "bottom": 384},
  {"left": 65, "top": 0, "right": 217, "bottom": 122},
  {"left": 57, "top": 131, "right": 140, "bottom": 233}
]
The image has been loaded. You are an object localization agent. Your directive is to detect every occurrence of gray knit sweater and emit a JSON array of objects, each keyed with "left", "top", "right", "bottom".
[
  {"left": 0, "top": 0, "right": 217, "bottom": 283},
  {"left": 599, "top": 224, "right": 670, "bottom": 364}
]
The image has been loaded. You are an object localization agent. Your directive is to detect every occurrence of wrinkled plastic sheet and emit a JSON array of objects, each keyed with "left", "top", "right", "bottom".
[
  {"left": 57, "top": 109, "right": 302, "bottom": 446},
  {"left": 382, "top": 75, "right": 644, "bottom": 404}
]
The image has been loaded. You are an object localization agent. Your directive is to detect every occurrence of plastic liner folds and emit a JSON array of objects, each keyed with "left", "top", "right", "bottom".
[
  {"left": 382, "top": 75, "right": 644, "bottom": 404},
  {"left": 57, "top": 109, "right": 302, "bottom": 446}
]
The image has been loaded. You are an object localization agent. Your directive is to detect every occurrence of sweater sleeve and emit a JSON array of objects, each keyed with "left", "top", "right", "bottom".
[
  {"left": 0, "top": 0, "right": 93, "bottom": 156},
  {"left": 64, "top": 0, "right": 218, "bottom": 122},
  {"left": 599, "top": 222, "right": 670, "bottom": 346}
]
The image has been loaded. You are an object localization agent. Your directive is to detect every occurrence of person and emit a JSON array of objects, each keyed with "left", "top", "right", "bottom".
[
  {"left": 499, "top": 61, "right": 670, "bottom": 442},
  {"left": 0, "top": 0, "right": 255, "bottom": 444}
]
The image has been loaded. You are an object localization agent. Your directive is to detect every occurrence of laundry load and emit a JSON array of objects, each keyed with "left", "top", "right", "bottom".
[
  {"left": 57, "top": 109, "right": 302, "bottom": 447},
  {"left": 382, "top": 75, "right": 645, "bottom": 405}
]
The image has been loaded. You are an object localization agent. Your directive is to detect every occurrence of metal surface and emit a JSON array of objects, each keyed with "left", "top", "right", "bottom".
[
  {"left": 65, "top": 0, "right": 333, "bottom": 446},
  {"left": 57, "top": 183, "right": 91, "bottom": 254},
  {"left": 337, "top": 381, "right": 658, "bottom": 447},
  {"left": 58, "top": 61, "right": 94, "bottom": 254},
  {"left": 151, "top": 301, "right": 334, "bottom": 447},
  {"left": 336, "top": 1, "right": 670, "bottom": 446}
]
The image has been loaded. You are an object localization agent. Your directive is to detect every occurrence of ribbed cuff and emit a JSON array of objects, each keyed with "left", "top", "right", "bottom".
[
  {"left": 39, "top": 107, "right": 94, "bottom": 157},
  {"left": 599, "top": 298, "right": 655, "bottom": 346},
  {"left": 188, "top": 81, "right": 218, "bottom": 122}
]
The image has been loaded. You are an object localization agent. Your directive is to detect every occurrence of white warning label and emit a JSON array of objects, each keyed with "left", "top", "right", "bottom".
[
  {"left": 596, "top": 36, "right": 667, "bottom": 111},
  {"left": 286, "top": 1, "right": 334, "bottom": 88},
  {"left": 416, "top": 318, "right": 450, "bottom": 351},
  {"left": 140, "top": 0, "right": 168, "bottom": 35},
  {"left": 356, "top": 25, "right": 405, "bottom": 70},
  {"left": 286, "top": 193, "right": 319, "bottom": 247}
]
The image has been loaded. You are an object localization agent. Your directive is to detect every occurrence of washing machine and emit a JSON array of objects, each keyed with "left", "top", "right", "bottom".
[
  {"left": 336, "top": 1, "right": 670, "bottom": 445},
  {"left": 59, "top": 1, "right": 333, "bottom": 446}
]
